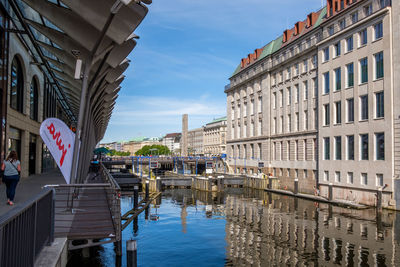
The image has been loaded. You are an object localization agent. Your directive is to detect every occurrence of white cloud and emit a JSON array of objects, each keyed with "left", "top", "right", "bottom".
[{"left": 109, "top": 95, "right": 226, "bottom": 126}]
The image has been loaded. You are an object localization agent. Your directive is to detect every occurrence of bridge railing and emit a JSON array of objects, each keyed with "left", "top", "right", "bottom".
[{"left": 0, "top": 188, "right": 55, "bottom": 267}]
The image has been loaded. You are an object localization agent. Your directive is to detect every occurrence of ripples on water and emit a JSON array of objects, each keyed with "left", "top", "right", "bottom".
[{"left": 68, "top": 188, "right": 400, "bottom": 267}]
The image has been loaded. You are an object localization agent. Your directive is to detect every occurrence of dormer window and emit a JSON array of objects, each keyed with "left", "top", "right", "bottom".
[
  {"left": 283, "top": 30, "right": 289, "bottom": 42},
  {"left": 328, "top": 0, "right": 333, "bottom": 17}
]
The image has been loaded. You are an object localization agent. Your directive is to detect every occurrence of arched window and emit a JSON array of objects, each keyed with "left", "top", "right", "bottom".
[
  {"left": 10, "top": 57, "right": 24, "bottom": 112},
  {"left": 30, "top": 77, "right": 38, "bottom": 121}
]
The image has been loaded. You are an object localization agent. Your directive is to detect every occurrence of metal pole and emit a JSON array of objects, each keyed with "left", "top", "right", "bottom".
[
  {"left": 70, "top": 10, "right": 116, "bottom": 184},
  {"left": 140, "top": 157, "right": 143, "bottom": 178},
  {"left": 182, "top": 157, "right": 185, "bottom": 175},
  {"left": 145, "top": 180, "right": 149, "bottom": 200},
  {"left": 195, "top": 158, "right": 198, "bottom": 175},
  {"left": 70, "top": 58, "right": 92, "bottom": 184},
  {"left": 133, "top": 185, "right": 139, "bottom": 210},
  {"left": 149, "top": 156, "right": 151, "bottom": 179},
  {"left": 126, "top": 240, "right": 137, "bottom": 267}
]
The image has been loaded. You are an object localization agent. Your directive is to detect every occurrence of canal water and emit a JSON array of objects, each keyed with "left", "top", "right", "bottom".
[{"left": 68, "top": 188, "right": 400, "bottom": 266}]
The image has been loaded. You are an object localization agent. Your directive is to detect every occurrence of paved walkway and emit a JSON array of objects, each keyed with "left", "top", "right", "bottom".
[{"left": 0, "top": 170, "right": 65, "bottom": 216}]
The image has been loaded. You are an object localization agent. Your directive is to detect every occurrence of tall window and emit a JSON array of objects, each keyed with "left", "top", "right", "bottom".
[
  {"left": 324, "top": 72, "right": 330, "bottom": 94},
  {"left": 258, "top": 143, "right": 262, "bottom": 160},
  {"left": 335, "top": 101, "right": 341, "bottom": 124},
  {"left": 273, "top": 92, "right": 277, "bottom": 109},
  {"left": 324, "top": 104, "right": 330, "bottom": 126},
  {"left": 346, "top": 36, "right": 353, "bottom": 52},
  {"left": 304, "top": 81, "right": 308, "bottom": 100},
  {"left": 374, "top": 21, "right": 383, "bottom": 40},
  {"left": 295, "top": 84, "right": 299, "bottom": 103},
  {"left": 347, "top": 98, "right": 354, "bottom": 122},
  {"left": 334, "top": 68, "right": 341, "bottom": 91},
  {"left": 376, "top": 174, "right": 383, "bottom": 187},
  {"left": 375, "top": 52, "right": 384, "bottom": 79},
  {"left": 335, "top": 136, "right": 342, "bottom": 160},
  {"left": 287, "top": 87, "right": 292, "bottom": 105},
  {"left": 11, "top": 57, "right": 24, "bottom": 112},
  {"left": 375, "top": 132, "right": 384, "bottom": 160},
  {"left": 376, "top": 91, "right": 384, "bottom": 118},
  {"left": 328, "top": 26, "right": 334, "bottom": 36},
  {"left": 347, "top": 135, "right": 354, "bottom": 160},
  {"left": 334, "top": 42, "right": 341, "bottom": 57},
  {"left": 250, "top": 99, "right": 254, "bottom": 115},
  {"left": 360, "top": 134, "right": 369, "bottom": 160},
  {"left": 351, "top": 12, "right": 358, "bottom": 24},
  {"left": 339, "top": 19, "right": 346, "bottom": 30},
  {"left": 279, "top": 90, "right": 283, "bottom": 107},
  {"left": 324, "top": 137, "right": 330, "bottom": 160},
  {"left": 324, "top": 171, "right": 329, "bottom": 181},
  {"left": 364, "top": 4, "right": 372, "bottom": 16},
  {"left": 257, "top": 96, "right": 262, "bottom": 113},
  {"left": 304, "top": 110, "right": 308, "bottom": 130},
  {"left": 335, "top": 172, "right": 341, "bottom": 183},
  {"left": 287, "top": 114, "right": 291, "bottom": 132},
  {"left": 323, "top": 47, "right": 329, "bottom": 62},
  {"left": 360, "top": 95, "right": 368, "bottom": 120},
  {"left": 30, "top": 78, "right": 39, "bottom": 121},
  {"left": 346, "top": 63, "right": 354, "bottom": 87},
  {"left": 295, "top": 112, "right": 299, "bottom": 131},
  {"left": 360, "top": 29, "right": 368, "bottom": 46},
  {"left": 313, "top": 78, "right": 318, "bottom": 98},
  {"left": 360, "top": 57, "right": 368, "bottom": 84},
  {"left": 312, "top": 54, "right": 317, "bottom": 68},
  {"left": 304, "top": 59, "right": 308, "bottom": 72}
]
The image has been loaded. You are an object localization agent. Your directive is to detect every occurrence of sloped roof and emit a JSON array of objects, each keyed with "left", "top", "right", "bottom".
[
  {"left": 206, "top": 116, "right": 227, "bottom": 125},
  {"left": 230, "top": 6, "right": 327, "bottom": 78}
]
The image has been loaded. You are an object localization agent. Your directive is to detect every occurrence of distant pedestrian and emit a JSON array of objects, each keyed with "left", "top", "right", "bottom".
[{"left": 1, "top": 151, "right": 21, "bottom": 205}]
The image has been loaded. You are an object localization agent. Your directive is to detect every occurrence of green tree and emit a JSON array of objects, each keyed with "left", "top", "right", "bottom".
[
  {"left": 135, "top": 145, "right": 171, "bottom": 156},
  {"left": 106, "top": 149, "right": 130, "bottom": 156}
]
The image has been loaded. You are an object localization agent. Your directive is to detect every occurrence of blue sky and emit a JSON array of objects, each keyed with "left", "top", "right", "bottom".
[{"left": 102, "top": 0, "right": 324, "bottom": 143}]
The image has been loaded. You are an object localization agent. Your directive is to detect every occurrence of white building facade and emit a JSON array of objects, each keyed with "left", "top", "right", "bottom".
[{"left": 226, "top": 0, "right": 400, "bottom": 208}]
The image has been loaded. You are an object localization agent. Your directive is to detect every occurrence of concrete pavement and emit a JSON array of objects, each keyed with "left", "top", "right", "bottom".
[{"left": 0, "top": 169, "right": 65, "bottom": 216}]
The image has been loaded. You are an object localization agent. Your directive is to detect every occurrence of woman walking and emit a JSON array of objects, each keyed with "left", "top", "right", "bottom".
[{"left": 1, "top": 151, "right": 21, "bottom": 205}]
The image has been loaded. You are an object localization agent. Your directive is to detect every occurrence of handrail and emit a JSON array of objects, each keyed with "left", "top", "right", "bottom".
[
  {"left": 101, "top": 162, "right": 121, "bottom": 190},
  {"left": 99, "top": 163, "right": 121, "bottom": 242},
  {"left": 44, "top": 183, "right": 111, "bottom": 188},
  {"left": 0, "top": 188, "right": 55, "bottom": 267}
]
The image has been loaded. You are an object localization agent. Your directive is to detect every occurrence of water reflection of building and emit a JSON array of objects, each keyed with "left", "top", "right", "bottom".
[{"left": 225, "top": 191, "right": 400, "bottom": 266}]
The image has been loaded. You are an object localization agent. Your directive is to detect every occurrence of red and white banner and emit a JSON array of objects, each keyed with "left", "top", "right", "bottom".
[{"left": 40, "top": 118, "right": 75, "bottom": 184}]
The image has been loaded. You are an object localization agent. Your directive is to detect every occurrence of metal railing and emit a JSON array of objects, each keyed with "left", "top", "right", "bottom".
[
  {"left": 0, "top": 188, "right": 55, "bottom": 267},
  {"left": 100, "top": 163, "right": 121, "bottom": 242}
]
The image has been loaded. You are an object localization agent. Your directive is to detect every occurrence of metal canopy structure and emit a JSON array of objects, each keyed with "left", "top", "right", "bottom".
[{"left": 7, "top": 0, "right": 151, "bottom": 183}]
